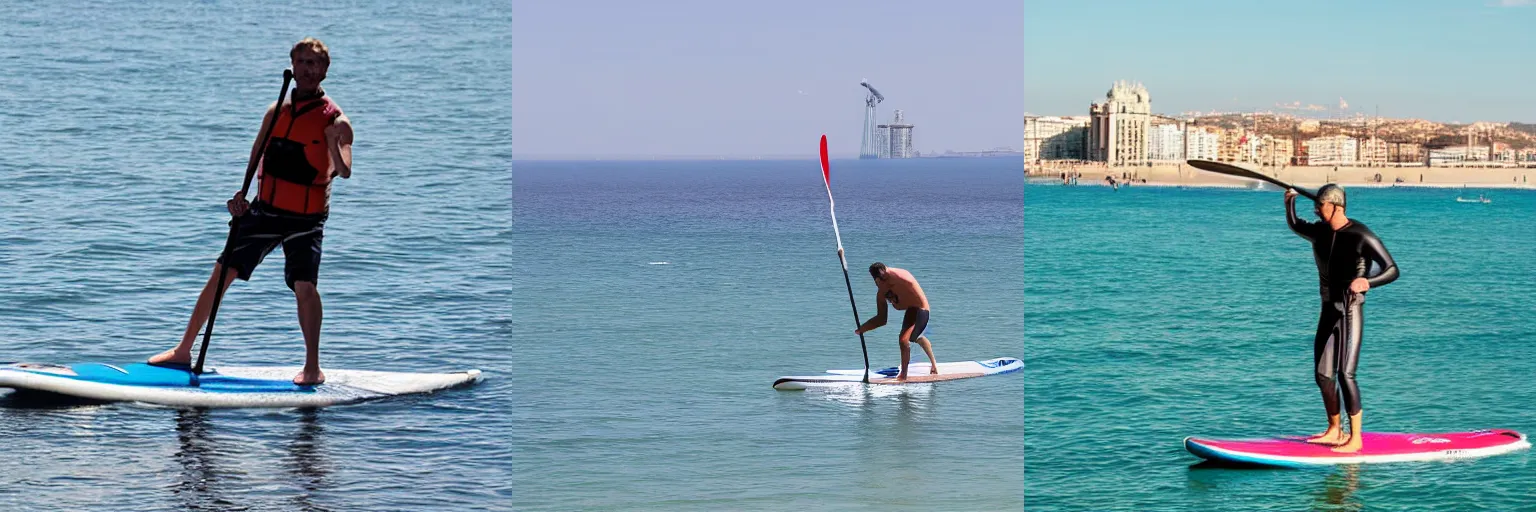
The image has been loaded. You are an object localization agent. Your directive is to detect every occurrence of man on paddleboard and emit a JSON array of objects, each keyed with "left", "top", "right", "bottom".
[
  {"left": 842, "top": 250, "right": 939, "bottom": 381},
  {"left": 149, "top": 38, "right": 353, "bottom": 386},
  {"left": 1285, "top": 184, "right": 1398, "bottom": 453}
]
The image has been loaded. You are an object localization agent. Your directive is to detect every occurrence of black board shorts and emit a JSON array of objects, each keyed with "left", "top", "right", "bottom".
[
  {"left": 216, "top": 201, "right": 326, "bottom": 290},
  {"left": 901, "top": 308, "right": 930, "bottom": 341}
]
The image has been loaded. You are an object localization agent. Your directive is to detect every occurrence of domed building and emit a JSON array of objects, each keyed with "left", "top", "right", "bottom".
[{"left": 1089, "top": 81, "right": 1152, "bottom": 165}]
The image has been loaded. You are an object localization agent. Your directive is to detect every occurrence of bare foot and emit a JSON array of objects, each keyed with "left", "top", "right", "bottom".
[
  {"left": 1306, "top": 429, "right": 1345, "bottom": 445},
  {"left": 895, "top": 373, "right": 908, "bottom": 382},
  {"left": 1331, "top": 436, "right": 1363, "bottom": 453},
  {"left": 148, "top": 348, "right": 191, "bottom": 366},
  {"left": 930, "top": 367, "right": 939, "bottom": 375},
  {"left": 293, "top": 368, "right": 325, "bottom": 386}
]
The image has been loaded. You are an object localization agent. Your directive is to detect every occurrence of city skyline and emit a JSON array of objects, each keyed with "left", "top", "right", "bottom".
[
  {"left": 513, "top": 0, "right": 1022, "bottom": 159},
  {"left": 1025, "top": 83, "right": 1536, "bottom": 168},
  {"left": 1025, "top": 0, "right": 1536, "bottom": 124}
]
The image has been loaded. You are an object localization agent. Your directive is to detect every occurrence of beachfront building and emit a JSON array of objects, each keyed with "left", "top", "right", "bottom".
[
  {"left": 1429, "top": 146, "right": 1474, "bottom": 166},
  {"left": 1304, "top": 135, "right": 1358, "bottom": 166},
  {"left": 1387, "top": 142, "right": 1424, "bottom": 164},
  {"left": 1241, "top": 134, "right": 1263, "bottom": 163},
  {"left": 1260, "top": 136, "right": 1293, "bottom": 167},
  {"left": 1491, "top": 142, "right": 1516, "bottom": 163},
  {"left": 1357, "top": 137, "right": 1389, "bottom": 167},
  {"left": 1185, "top": 128, "right": 1219, "bottom": 161},
  {"left": 1088, "top": 81, "right": 1152, "bottom": 165},
  {"left": 1214, "top": 128, "right": 1236, "bottom": 162},
  {"left": 1429, "top": 144, "right": 1519, "bottom": 165},
  {"left": 1148, "top": 123, "right": 1184, "bottom": 162},
  {"left": 1217, "top": 129, "right": 1260, "bottom": 163},
  {"left": 1024, "top": 115, "right": 1090, "bottom": 162}
]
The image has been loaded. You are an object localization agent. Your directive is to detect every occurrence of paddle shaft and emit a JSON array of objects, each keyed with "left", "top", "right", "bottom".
[
  {"left": 193, "top": 69, "right": 293, "bottom": 376},
  {"left": 837, "top": 251, "right": 872, "bottom": 383},
  {"left": 821, "top": 136, "right": 872, "bottom": 383}
]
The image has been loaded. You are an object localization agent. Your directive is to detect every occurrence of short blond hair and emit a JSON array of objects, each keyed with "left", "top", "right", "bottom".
[{"left": 290, "top": 37, "right": 330, "bottom": 65}]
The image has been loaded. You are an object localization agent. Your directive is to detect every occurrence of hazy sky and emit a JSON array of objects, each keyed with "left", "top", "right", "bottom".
[
  {"left": 1025, "top": 0, "right": 1536, "bottom": 124},
  {"left": 513, "top": 1, "right": 1023, "bottom": 158}
]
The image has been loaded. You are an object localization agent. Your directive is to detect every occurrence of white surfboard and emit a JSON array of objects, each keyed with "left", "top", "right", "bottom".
[
  {"left": 772, "top": 357, "right": 1020, "bottom": 390},
  {"left": 0, "top": 362, "right": 482, "bottom": 408}
]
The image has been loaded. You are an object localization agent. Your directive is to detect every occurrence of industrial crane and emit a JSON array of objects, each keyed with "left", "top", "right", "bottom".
[
  {"left": 861, "top": 79, "right": 884, "bottom": 107},
  {"left": 860, "top": 79, "right": 886, "bottom": 159}
]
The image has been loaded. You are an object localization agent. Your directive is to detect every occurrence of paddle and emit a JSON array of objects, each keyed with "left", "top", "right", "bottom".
[
  {"left": 820, "top": 135, "right": 872, "bottom": 383},
  {"left": 1185, "top": 159, "right": 1319, "bottom": 201},
  {"left": 192, "top": 69, "right": 294, "bottom": 377}
]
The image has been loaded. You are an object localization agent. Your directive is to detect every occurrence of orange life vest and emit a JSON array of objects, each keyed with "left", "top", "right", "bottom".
[{"left": 257, "top": 94, "right": 341, "bottom": 215}]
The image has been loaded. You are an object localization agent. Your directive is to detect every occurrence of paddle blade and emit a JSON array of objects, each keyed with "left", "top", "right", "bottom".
[
  {"left": 820, "top": 135, "right": 830, "bottom": 187},
  {"left": 1185, "top": 159, "right": 1318, "bottom": 201}
]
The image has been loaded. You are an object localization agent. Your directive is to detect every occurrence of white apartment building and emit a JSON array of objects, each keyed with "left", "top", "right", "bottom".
[
  {"left": 1185, "top": 128, "right": 1220, "bottom": 161},
  {"left": 1148, "top": 123, "right": 1184, "bottom": 162},
  {"left": 1024, "top": 115, "right": 1091, "bottom": 161},
  {"left": 1304, "top": 135, "right": 1358, "bottom": 166}
]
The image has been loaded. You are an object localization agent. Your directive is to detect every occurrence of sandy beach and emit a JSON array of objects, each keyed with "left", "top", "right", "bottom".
[{"left": 1028, "top": 162, "right": 1536, "bottom": 190}]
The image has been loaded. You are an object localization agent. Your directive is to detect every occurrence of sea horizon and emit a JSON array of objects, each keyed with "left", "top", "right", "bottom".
[{"left": 513, "top": 154, "right": 1024, "bottom": 162}]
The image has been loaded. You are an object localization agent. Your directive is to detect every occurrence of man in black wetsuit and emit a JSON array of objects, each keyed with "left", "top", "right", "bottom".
[{"left": 1286, "top": 184, "right": 1399, "bottom": 453}]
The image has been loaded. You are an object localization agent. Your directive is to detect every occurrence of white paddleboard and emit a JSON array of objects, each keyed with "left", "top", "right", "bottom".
[
  {"left": 772, "top": 357, "right": 1020, "bottom": 390},
  {"left": 0, "top": 362, "right": 482, "bottom": 408}
]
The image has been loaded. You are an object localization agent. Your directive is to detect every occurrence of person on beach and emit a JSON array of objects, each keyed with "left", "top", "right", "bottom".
[
  {"left": 149, "top": 38, "right": 353, "bottom": 386},
  {"left": 1285, "top": 184, "right": 1399, "bottom": 453},
  {"left": 840, "top": 250, "right": 939, "bottom": 381}
]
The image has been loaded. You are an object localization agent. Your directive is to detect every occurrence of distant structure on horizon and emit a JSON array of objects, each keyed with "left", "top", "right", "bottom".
[
  {"left": 858, "top": 80, "right": 918, "bottom": 159},
  {"left": 859, "top": 80, "right": 885, "bottom": 159},
  {"left": 879, "top": 110, "right": 915, "bottom": 159}
]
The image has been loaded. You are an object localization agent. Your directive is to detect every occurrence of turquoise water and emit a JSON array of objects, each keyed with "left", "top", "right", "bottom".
[
  {"left": 512, "top": 158, "right": 1023, "bottom": 510},
  {"left": 0, "top": 1, "right": 511, "bottom": 509},
  {"left": 1026, "top": 183, "right": 1536, "bottom": 510}
]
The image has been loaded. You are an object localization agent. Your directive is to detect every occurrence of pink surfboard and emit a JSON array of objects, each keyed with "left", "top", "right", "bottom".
[{"left": 1185, "top": 430, "right": 1530, "bottom": 467}]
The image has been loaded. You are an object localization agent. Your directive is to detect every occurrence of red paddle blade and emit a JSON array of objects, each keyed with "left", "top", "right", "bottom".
[{"left": 820, "top": 135, "right": 830, "bottom": 186}]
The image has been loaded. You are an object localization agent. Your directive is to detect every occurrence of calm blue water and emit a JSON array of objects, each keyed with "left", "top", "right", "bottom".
[
  {"left": 1025, "top": 183, "right": 1536, "bottom": 511},
  {"left": 512, "top": 158, "right": 1023, "bottom": 510},
  {"left": 0, "top": 1, "right": 511, "bottom": 510}
]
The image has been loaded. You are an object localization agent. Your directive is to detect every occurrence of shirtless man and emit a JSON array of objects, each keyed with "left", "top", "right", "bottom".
[{"left": 844, "top": 252, "right": 939, "bottom": 381}]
